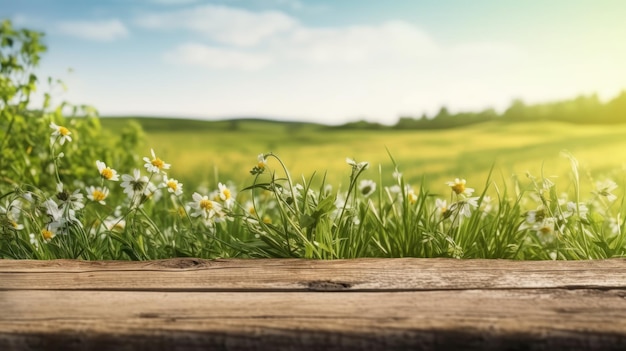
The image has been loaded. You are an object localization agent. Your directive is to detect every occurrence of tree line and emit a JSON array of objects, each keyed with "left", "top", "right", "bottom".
[{"left": 334, "top": 91, "right": 626, "bottom": 130}]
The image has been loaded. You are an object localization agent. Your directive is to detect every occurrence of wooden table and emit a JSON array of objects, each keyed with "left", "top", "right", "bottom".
[{"left": 1, "top": 258, "right": 626, "bottom": 350}]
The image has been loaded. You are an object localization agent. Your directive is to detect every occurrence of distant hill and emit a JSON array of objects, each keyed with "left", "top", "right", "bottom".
[
  {"left": 100, "top": 90, "right": 626, "bottom": 132},
  {"left": 99, "top": 116, "right": 325, "bottom": 133}
]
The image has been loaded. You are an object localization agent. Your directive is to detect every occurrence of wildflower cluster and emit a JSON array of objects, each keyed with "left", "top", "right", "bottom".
[
  {"left": 517, "top": 161, "right": 623, "bottom": 259},
  {"left": 439, "top": 178, "right": 480, "bottom": 228},
  {"left": 1, "top": 125, "right": 185, "bottom": 255}
]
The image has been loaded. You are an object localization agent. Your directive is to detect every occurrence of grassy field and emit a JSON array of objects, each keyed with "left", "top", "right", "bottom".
[
  {"left": 3, "top": 116, "right": 624, "bottom": 260},
  {"left": 100, "top": 117, "right": 626, "bottom": 197}
]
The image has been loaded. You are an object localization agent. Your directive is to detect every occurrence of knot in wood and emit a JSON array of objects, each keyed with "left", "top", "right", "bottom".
[
  {"left": 306, "top": 280, "right": 352, "bottom": 291},
  {"left": 155, "top": 258, "right": 209, "bottom": 269}
]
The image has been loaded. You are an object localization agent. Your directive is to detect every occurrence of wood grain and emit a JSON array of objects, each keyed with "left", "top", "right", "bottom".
[
  {"left": 2, "top": 257, "right": 625, "bottom": 291},
  {"left": 1, "top": 258, "right": 626, "bottom": 350}
]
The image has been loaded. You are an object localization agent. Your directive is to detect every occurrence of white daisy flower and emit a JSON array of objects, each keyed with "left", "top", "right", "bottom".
[
  {"left": 43, "top": 198, "right": 78, "bottom": 235},
  {"left": 346, "top": 157, "right": 369, "bottom": 170},
  {"left": 0, "top": 199, "right": 24, "bottom": 230},
  {"left": 595, "top": 179, "right": 618, "bottom": 202},
  {"left": 451, "top": 197, "right": 479, "bottom": 218},
  {"left": 41, "top": 228, "right": 55, "bottom": 242},
  {"left": 251, "top": 153, "right": 268, "bottom": 175},
  {"left": 86, "top": 186, "right": 109, "bottom": 205},
  {"left": 162, "top": 176, "right": 183, "bottom": 196},
  {"left": 536, "top": 217, "right": 557, "bottom": 244},
  {"left": 358, "top": 179, "right": 376, "bottom": 197},
  {"left": 257, "top": 154, "right": 267, "bottom": 169},
  {"left": 96, "top": 160, "right": 119, "bottom": 181},
  {"left": 56, "top": 183, "right": 85, "bottom": 211},
  {"left": 49, "top": 122, "right": 72, "bottom": 145},
  {"left": 120, "top": 169, "right": 149, "bottom": 198},
  {"left": 143, "top": 149, "right": 171, "bottom": 174},
  {"left": 560, "top": 201, "right": 589, "bottom": 221},
  {"left": 217, "top": 182, "right": 234, "bottom": 208},
  {"left": 189, "top": 192, "right": 223, "bottom": 224},
  {"left": 446, "top": 178, "right": 475, "bottom": 197}
]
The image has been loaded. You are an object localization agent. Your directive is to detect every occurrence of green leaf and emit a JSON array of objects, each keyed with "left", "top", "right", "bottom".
[{"left": 299, "top": 214, "right": 316, "bottom": 228}]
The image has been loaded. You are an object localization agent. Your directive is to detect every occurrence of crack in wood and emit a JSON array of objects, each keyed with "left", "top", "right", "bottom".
[
  {"left": 149, "top": 258, "right": 211, "bottom": 269},
  {"left": 305, "top": 280, "right": 353, "bottom": 291}
]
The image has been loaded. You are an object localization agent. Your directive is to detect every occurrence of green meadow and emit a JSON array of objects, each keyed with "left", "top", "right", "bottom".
[{"left": 101, "top": 117, "right": 626, "bottom": 196}]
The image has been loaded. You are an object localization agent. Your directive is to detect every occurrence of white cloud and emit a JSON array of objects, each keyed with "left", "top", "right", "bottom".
[
  {"left": 136, "top": 5, "right": 444, "bottom": 70},
  {"left": 57, "top": 19, "right": 128, "bottom": 42},
  {"left": 278, "top": 21, "right": 438, "bottom": 64},
  {"left": 164, "top": 43, "right": 271, "bottom": 70},
  {"left": 156, "top": 15, "right": 440, "bottom": 70},
  {"left": 135, "top": 5, "right": 297, "bottom": 47}
]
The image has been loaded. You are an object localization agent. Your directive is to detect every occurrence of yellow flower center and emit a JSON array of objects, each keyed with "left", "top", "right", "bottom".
[
  {"left": 408, "top": 192, "right": 417, "bottom": 205},
  {"left": 200, "top": 199, "right": 213, "bottom": 211},
  {"left": 10, "top": 220, "right": 18, "bottom": 228},
  {"left": 41, "top": 229, "right": 54, "bottom": 240},
  {"left": 222, "top": 188, "right": 231, "bottom": 200},
  {"left": 151, "top": 158, "right": 165, "bottom": 169},
  {"left": 58, "top": 126, "right": 70, "bottom": 136},
  {"left": 257, "top": 161, "right": 265, "bottom": 169},
  {"left": 167, "top": 180, "right": 178, "bottom": 191},
  {"left": 539, "top": 226, "right": 552, "bottom": 235},
  {"left": 262, "top": 216, "right": 272, "bottom": 224},
  {"left": 92, "top": 190, "right": 106, "bottom": 202},
  {"left": 451, "top": 183, "right": 465, "bottom": 195},
  {"left": 101, "top": 168, "right": 114, "bottom": 180}
]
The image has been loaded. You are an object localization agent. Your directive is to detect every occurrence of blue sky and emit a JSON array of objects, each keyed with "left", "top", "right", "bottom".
[{"left": 6, "top": 0, "right": 626, "bottom": 124}]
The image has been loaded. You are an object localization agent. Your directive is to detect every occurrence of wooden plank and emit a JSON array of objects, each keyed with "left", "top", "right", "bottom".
[
  {"left": 1, "top": 258, "right": 626, "bottom": 350},
  {"left": 2, "top": 289, "right": 626, "bottom": 350},
  {"left": 2, "top": 258, "right": 626, "bottom": 291}
]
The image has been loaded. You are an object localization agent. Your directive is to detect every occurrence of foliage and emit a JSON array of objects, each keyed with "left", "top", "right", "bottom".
[
  {"left": 339, "top": 92, "right": 626, "bottom": 130},
  {"left": 0, "top": 19, "right": 142, "bottom": 258},
  {"left": 2, "top": 20, "right": 626, "bottom": 261},
  {"left": 0, "top": 20, "right": 141, "bottom": 190}
]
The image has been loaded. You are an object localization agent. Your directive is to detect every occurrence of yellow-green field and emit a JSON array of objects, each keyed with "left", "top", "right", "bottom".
[{"left": 101, "top": 118, "right": 626, "bottom": 196}]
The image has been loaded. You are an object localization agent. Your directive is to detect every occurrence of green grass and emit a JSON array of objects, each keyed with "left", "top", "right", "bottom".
[
  {"left": 3, "top": 116, "right": 625, "bottom": 261},
  {"left": 101, "top": 117, "right": 626, "bottom": 197}
]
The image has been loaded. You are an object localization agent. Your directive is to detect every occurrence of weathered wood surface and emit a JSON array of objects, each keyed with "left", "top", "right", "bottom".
[{"left": 1, "top": 258, "right": 626, "bottom": 350}]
